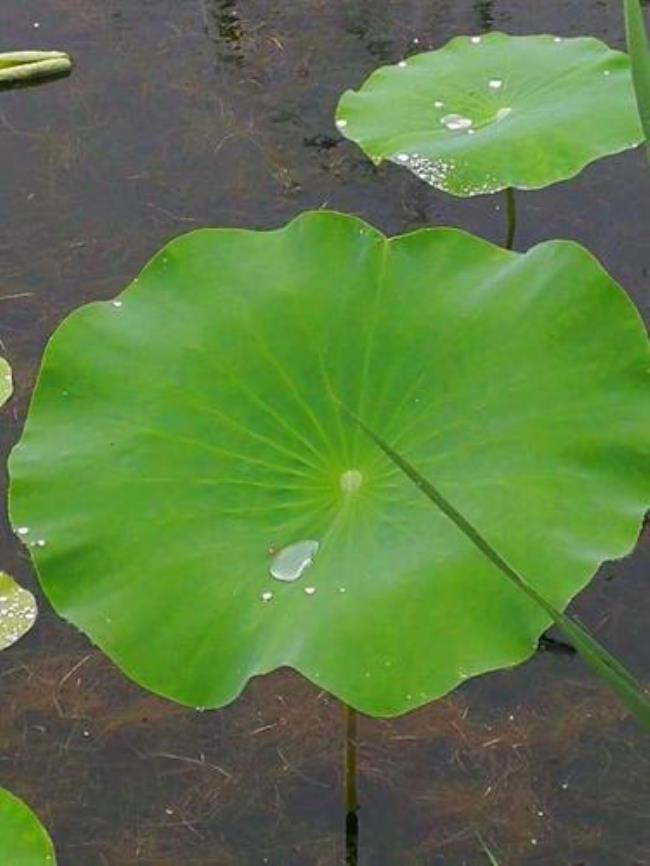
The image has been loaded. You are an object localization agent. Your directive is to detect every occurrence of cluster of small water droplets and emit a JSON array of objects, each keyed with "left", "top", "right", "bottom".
[
  {"left": 393, "top": 152, "right": 456, "bottom": 189},
  {"left": 0, "top": 574, "right": 38, "bottom": 650},
  {"left": 456, "top": 172, "right": 502, "bottom": 195},
  {"left": 15, "top": 526, "right": 47, "bottom": 549}
]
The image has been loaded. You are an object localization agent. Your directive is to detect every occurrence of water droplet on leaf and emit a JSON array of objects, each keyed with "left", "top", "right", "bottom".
[
  {"left": 269, "top": 540, "right": 319, "bottom": 583},
  {"left": 441, "top": 113, "right": 473, "bottom": 131}
]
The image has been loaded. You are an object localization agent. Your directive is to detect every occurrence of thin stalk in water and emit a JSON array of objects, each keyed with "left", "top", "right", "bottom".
[
  {"left": 344, "top": 703, "right": 359, "bottom": 865},
  {"left": 504, "top": 187, "right": 517, "bottom": 249}
]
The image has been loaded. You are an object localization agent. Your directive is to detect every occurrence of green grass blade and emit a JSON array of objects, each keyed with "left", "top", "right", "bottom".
[
  {"left": 341, "top": 404, "right": 650, "bottom": 731},
  {"left": 624, "top": 0, "right": 650, "bottom": 159},
  {"left": 476, "top": 833, "right": 501, "bottom": 866}
]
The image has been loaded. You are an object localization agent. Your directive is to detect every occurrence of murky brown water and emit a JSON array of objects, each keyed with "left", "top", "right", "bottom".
[{"left": 1, "top": 1, "right": 649, "bottom": 864}]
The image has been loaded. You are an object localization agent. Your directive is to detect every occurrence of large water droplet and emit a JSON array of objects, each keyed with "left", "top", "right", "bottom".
[
  {"left": 441, "top": 113, "right": 473, "bottom": 131},
  {"left": 269, "top": 539, "right": 319, "bottom": 583}
]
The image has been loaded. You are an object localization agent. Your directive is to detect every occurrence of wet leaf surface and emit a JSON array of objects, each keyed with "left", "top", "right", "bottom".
[{"left": 337, "top": 33, "right": 644, "bottom": 195}]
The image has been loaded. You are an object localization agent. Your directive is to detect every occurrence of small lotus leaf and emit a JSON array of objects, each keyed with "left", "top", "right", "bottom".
[
  {"left": 1, "top": 357, "right": 12, "bottom": 407},
  {"left": 0, "top": 571, "right": 38, "bottom": 651},
  {"left": 8, "top": 212, "right": 649, "bottom": 717},
  {"left": 0, "top": 786, "right": 56, "bottom": 865},
  {"left": 336, "top": 33, "right": 644, "bottom": 195}
]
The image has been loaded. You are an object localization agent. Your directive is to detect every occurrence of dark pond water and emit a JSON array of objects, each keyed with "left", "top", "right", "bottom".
[{"left": 1, "top": 1, "right": 649, "bottom": 864}]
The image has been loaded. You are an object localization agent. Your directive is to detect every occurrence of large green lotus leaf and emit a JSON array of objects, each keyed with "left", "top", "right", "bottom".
[
  {"left": 8, "top": 212, "right": 649, "bottom": 717},
  {"left": 0, "top": 571, "right": 38, "bottom": 651},
  {"left": 1, "top": 357, "right": 12, "bottom": 407},
  {"left": 336, "top": 33, "right": 644, "bottom": 196},
  {"left": 0, "top": 786, "right": 56, "bottom": 865}
]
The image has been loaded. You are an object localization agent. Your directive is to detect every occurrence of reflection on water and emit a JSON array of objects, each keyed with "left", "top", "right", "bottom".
[
  {"left": 474, "top": 0, "right": 495, "bottom": 30},
  {"left": 0, "top": 0, "right": 649, "bottom": 864}
]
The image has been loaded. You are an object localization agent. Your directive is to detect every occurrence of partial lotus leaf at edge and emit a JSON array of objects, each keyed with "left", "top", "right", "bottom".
[
  {"left": 0, "top": 570, "right": 38, "bottom": 651},
  {"left": 0, "top": 786, "right": 56, "bottom": 865},
  {"left": 1, "top": 357, "right": 12, "bottom": 407}
]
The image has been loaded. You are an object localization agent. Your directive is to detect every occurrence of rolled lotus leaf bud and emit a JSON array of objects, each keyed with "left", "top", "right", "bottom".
[{"left": 0, "top": 50, "right": 72, "bottom": 84}]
